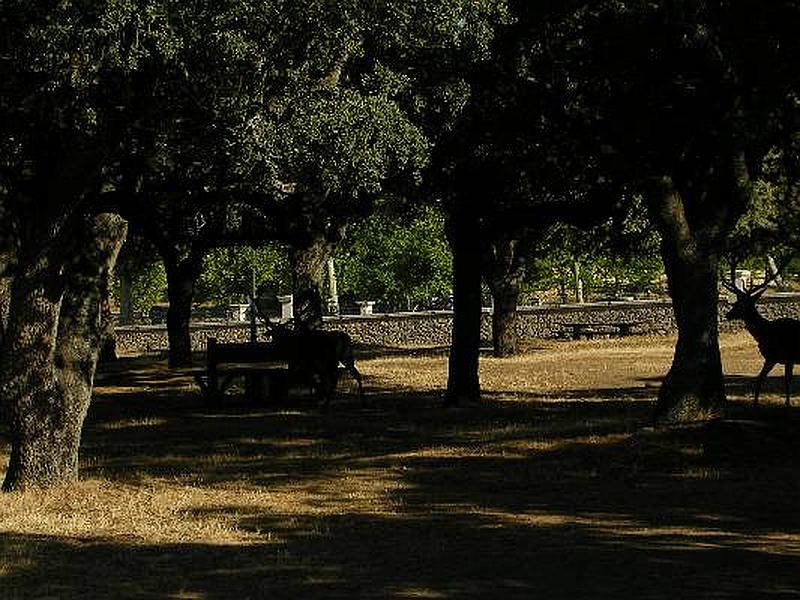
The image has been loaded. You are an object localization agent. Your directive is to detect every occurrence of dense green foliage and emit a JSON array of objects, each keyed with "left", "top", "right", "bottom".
[
  {"left": 526, "top": 220, "right": 663, "bottom": 303},
  {"left": 196, "top": 245, "right": 291, "bottom": 305},
  {"left": 336, "top": 206, "right": 453, "bottom": 311}
]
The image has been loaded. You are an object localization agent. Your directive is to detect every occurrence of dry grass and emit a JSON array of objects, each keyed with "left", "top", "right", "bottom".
[{"left": 1, "top": 331, "right": 800, "bottom": 598}]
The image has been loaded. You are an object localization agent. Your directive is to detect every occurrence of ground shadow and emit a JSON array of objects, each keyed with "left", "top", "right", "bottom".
[{"left": 3, "top": 354, "right": 800, "bottom": 598}]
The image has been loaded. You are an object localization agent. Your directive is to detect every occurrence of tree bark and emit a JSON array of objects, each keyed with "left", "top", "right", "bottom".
[
  {"left": 646, "top": 177, "right": 726, "bottom": 424},
  {"left": 98, "top": 258, "right": 122, "bottom": 362},
  {"left": 445, "top": 213, "right": 483, "bottom": 405},
  {"left": 1, "top": 214, "right": 127, "bottom": 490},
  {"left": 483, "top": 236, "right": 524, "bottom": 357},
  {"left": 0, "top": 271, "right": 10, "bottom": 353},
  {"left": 118, "top": 268, "right": 133, "bottom": 325},
  {"left": 490, "top": 282, "right": 520, "bottom": 358},
  {"left": 163, "top": 247, "right": 204, "bottom": 368},
  {"left": 289, "top": 234, "right": 331, "bottom": 330}
]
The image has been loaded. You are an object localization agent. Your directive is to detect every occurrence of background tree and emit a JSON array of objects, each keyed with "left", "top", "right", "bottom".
[
  {"left": 115, "top": 234, "right": 167, "bottom": 324},
  {"left": 540, "top": 0, "right": 800, "bottom": 423},
  {"left": 427, "top": 0, "right": 615, "bottom": 402}
]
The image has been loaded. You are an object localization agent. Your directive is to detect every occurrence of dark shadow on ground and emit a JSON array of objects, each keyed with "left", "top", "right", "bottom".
[{"left": 4, "top": 355, "right": 800, "bottom": 598}]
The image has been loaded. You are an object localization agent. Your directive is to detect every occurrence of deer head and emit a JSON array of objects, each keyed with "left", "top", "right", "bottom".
[
  {"left": 723, "top": 284, "right": 766, "bottom": 321},
  {"left": 721, "top": 259, "right": 786, "bottom": 321}
]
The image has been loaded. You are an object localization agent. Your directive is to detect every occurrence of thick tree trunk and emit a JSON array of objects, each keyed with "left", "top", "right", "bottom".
[
  {"left": 646, "top": 177, "right": 726, "bottom": 424},
  {"left": 445, "top": 214, "right": 482, "bottom": 406},
  {"left": 289, "top": 234, "right": 331, "bottom": 330},
  {"left": 163, "top": 248, "right": 204, "bottom": 368},
  {"left": 655, "top": 246, "right": 725, "bottom": 423},
  {"left": 1, "top": 214, "right": 127, "bottom": 490},
  {"left": 490, "top": 283, "right": 520, "bottom": 358},
  {"left": 483, "top": 236, "right": 524, "bottom": 358}
]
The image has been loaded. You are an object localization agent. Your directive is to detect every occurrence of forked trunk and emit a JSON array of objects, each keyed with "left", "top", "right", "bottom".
[
  {"left": 646, "top": 177, "right": 726, "bottom": 424},
  {"left": 164, "top": 248, "right": 204, "bottom": 368},
  {"left": 1, "top": 214, "right": 127, "bottom": 490},
  {"left": 445, "top": 213, "right": 482, "bottom": 405}
]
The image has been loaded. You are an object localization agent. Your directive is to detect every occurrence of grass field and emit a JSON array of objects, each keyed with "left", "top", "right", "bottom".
[{"left": 1, "top": 332, "right": 800, "bottom": 599}]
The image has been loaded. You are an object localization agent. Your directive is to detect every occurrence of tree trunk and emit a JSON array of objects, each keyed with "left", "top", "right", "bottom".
[
  {"left": 0, "top": 271, "right": 10, "bottom": 352},
  {"left": 289, "top": 234, "right": 331, "bottom": 329},
  {"left": 490, "top": 283, "right": 520, "bottom": 358},
  {"left": 98, "top": 258, "right": 122, "bottom": 362},
  {"left": 483, "top": 236, "right": 524, "bottom": 358},
  {"left": 573, "top": 259, "right": 584, "bottom": 303},
  {"left": 445, "top": 213, "right": 482, "bottom": 405},
  {"left": 1, "top": 214, "right": 127, "bottom": 490},
  {"left": 646, "top": 177, "right": 726, "bottom": 424},
  {"left": 163, "top": 248, "right": 204, "bottom": 368},
  {"left": 118, "top": 268, "right": 133, "bottom": 325}
]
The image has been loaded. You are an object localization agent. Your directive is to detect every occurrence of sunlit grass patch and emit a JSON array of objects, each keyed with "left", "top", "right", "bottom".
[{"left": 0, "top": 480, "right": 253, "bottom": 545}]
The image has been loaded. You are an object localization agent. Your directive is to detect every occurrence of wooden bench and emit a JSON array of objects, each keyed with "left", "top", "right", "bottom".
[
  {"left": 560, "top": 321, "right": 640, "bottom": 340},
  {"left": 193, "top": 337, "right": 290, "bottom": 404}
]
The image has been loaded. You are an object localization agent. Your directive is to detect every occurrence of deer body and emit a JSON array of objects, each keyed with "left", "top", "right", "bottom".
[
  {"left": 725, "top": 290, "right": 800, "bottom": 406},
  {"left": 248, "top": 297, "right": 363, "bottom": 406},
  {"left": 268, "top": 326, "right": 363, "bottom": 406}
]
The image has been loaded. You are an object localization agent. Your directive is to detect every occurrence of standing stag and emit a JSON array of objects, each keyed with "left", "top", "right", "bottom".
[
  {"left": 723, "top": 271, "right": 800, "bottom": 406},
  {"left": 250, "top": 298, "right": 363, "bottom": 405}
]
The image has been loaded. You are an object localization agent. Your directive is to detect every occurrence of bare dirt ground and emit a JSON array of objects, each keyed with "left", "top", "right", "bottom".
[{"left": 1, "top": 331, "right": 800, "bottom": 599}]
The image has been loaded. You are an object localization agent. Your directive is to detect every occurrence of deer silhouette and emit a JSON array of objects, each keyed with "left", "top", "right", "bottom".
[
  {"left": 249, "top": 297, "right": 363, "bottom": 406},
  {"left": 723, "top": 274, "right": 800, "bottom": 406}
]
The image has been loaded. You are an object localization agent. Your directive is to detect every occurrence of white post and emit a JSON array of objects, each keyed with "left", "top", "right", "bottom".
[
  {"left": 357, "top": 300, "right": 375, "bottom": 316},
  {"left": 573, "top": 259, "right": 584, "bottom": 304},
  {"left": 327, "top": 257, "right": 340, "bottom": 315},
  {"left": 278, "top": 295, "right": 294, "bottom": 322}
]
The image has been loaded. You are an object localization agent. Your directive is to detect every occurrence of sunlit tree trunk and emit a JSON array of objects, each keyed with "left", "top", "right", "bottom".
[
  {"left": 573, "top": 259, "right": 584, "bottom": 303},
  {"left": 484, "top": 235, "right": 524, "bottom": 357},
  {"left": 1, "top": 214, "right": 127, "bottom": 490}
]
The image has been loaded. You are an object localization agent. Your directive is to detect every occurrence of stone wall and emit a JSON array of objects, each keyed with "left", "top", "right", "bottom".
[{"left": 115, "top": 294, "right": 800, "bottom": 353}]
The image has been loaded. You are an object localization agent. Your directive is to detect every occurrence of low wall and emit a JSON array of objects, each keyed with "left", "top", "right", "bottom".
[{"left": 115, "top": 294, "right": 800, "bottom": 353}]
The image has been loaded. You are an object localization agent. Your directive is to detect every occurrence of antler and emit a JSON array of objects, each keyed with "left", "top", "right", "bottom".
[
  {"left": 247, "top": 295, "right": 297, "bottom": 338},
  {"left": 749, "top": 255, "right": 792, "bottom": 297},
  {"left": 721, "top": 255, "right": 792, "bottom": 298},
  {"left": 720, "top": 259, "right": 747, "bottom": 296}
]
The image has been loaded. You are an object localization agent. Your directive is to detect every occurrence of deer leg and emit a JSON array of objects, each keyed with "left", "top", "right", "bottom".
[
  {"left": 344, "top": 359, "right": 364, "bottom": 402},
  {"left": 784, "top": 363, "right": 794, "bottom": 407},
  {"left": 320, "top": 366, "right": 339, "bottom": 407},
  {"left": 753, "top": 361, "right": 776, "bottom": 405}
]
